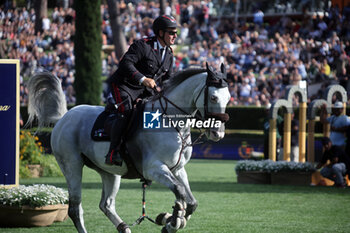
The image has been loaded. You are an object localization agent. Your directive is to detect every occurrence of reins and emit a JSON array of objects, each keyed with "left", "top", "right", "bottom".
[{"left": 154, "top": 88, "right": 207, "bottom": 171}]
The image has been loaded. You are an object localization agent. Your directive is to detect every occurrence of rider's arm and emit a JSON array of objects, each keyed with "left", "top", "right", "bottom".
[{"left": 118, "top": 40, "right": 146, "bottom": 85}]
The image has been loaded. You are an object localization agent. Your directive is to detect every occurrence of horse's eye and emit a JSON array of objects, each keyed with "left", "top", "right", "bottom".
[{"left": 210, "top": 95, "right": 218, "bottom": 103}]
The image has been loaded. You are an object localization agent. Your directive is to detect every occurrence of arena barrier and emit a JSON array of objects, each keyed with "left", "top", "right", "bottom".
[{"left": 268, "top": 84, "right": 347, "bottom": 162}]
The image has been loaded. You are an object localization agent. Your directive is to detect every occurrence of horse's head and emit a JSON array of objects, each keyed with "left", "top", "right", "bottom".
[{"left": 195, "top": 63, "right": 231, "bottom": 141}]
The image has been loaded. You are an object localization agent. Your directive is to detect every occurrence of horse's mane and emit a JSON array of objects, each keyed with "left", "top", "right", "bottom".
[{"left": 163, "top": 67, "right": 206, "bottom": 92}]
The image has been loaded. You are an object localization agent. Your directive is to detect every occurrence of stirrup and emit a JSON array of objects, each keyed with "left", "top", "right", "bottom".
[{"left": 105, "top": 149, "right": 123, "bottom": 166}]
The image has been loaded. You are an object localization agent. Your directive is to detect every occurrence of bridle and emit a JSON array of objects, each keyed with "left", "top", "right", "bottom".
[{"left": 195, "top": 70, "right": 230, "bottom": 123}]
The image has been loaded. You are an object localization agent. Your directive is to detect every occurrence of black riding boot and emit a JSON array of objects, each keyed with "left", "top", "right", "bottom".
[{"left": 105, "top": 113, "right": 128, "bottom": 166}]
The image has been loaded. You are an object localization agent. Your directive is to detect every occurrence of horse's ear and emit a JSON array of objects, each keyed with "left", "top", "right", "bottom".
[
  {"left": 220, "top": 63, "right": 226, "bottom": 75},
  {"left": 206, "top": 62, "right": 214, "bottom": 74}
]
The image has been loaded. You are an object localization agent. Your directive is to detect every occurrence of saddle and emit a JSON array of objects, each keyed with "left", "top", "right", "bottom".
[
  {"left": 91, "top": 102, "right": 145, "bottom": 141},
  {"left": 91, "top": 110, "right": 110, "bottom": 141},
  {"left": 90, "top": 102, "right": 145, "bottom": 179}
]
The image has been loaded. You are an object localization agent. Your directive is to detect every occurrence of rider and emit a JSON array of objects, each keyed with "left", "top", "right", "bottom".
[{"left": 105, "top": 15, "right": 178, "bottom": 166}]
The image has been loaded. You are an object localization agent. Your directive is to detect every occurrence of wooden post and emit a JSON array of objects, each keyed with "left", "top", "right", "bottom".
[
  {"left": 283, "top": 113, "right": 291, "bottom": 161},
  {"left": 323, "top": 113, "right": 330, "bottom": 137},
  {"left": 269, "top": 119, "right": 276, "bottom": 161},
  {"left": 299, "top": 102, "right": 307, "bottom": 162},
  {"left": 307, "top": 120, "right": 315, "bottom": 163}
]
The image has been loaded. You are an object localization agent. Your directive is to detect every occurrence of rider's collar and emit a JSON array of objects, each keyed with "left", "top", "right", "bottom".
[
  {"left": 155, "top": 38, "right": 167, "bottom": 51},
  {"left": 158, "top": 40, "right": 165, "bottom": 50}
]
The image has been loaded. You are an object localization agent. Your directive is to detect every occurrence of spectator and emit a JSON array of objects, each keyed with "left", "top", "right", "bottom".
[
  {"left": 253, "top": 9, "right": 264, "bottom": 26},
  {"left": 316, "top": 137, "right": 349, "bottom": 188},
  {"left": 239, "top": 79, "right": 251, "bottom": 103},
  {"left": 320, "top": 58, "right": 331, "bottom": 80},
  {"left": 1, "top": 2, "right": 350, "bottom": 107},
  {"left": 337, "top": 67, "right": 349, "bottom": 91},
  {"left": 42, "top": 16, "right": 50, "bottom": 31},
  {"left": 320, "top": 101, "right": 350, "bottom": 149},
  {"left": 65, "top": 84, "right": 76, "bottom": 105}
]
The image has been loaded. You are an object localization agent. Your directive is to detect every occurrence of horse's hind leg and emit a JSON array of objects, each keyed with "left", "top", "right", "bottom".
[
  {"left": 98, "top": 171, "right": 131, "bottom": 233},
  {"left": 55, "top": 152, "right": 87, "bottom": 233}
]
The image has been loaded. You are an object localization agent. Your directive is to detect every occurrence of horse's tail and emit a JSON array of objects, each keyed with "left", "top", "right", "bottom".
[{"left": 26, "top": 71, "right": 67, "bottom": 128}]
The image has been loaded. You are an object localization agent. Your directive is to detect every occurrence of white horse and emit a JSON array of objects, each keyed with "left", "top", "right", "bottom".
[{"left": 27, "top": 63, "right": 230, "bottom": 233}]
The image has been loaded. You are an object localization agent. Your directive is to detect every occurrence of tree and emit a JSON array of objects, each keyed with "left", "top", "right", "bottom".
[
  {"left": 34, "top": 0, "right": 47, "bottom": 34},
  {"left": 159, "top": 0, "right": 166, "bottom": 15},
  {"left": 74, "top": 0, "right": 102, "bottom": 105},
  {"left": 106, "top": 0, "right": 127, "bottom": 60}
]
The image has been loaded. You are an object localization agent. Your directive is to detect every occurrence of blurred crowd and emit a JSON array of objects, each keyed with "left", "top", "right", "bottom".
[
  {"left": 1, "top": 0, "right": 350, "bottom": 107},
  {"left": 0, "top": 6, "right": 76, "bottom": 105}
]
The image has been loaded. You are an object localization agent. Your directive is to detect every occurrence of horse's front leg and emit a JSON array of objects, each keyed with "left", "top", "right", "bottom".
[
  {"left": 155, "top": 167, "right": 197, "bottom": 230},
  {"left": 144, "top": 163, "right": 188, "bottom": 233},
  {"left": 173, "top": 167, "right": 198, "bottom": 221}
]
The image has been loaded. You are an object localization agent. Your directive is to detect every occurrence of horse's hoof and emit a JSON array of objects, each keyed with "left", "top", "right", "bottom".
[
  {"left": 155, "top": 212, "right": 172, "bottom": 225},
  {"left": 161, "top": 226, "right": 168, "bottom": 233},
  {"left": 162, "top": 223, "right": 178, "bottom": 233},
  {"left": 179, "top": 217, "right": 187, "bottom": 229},
  {"left": 117, "top": 222, "right": 130, "bottom": 233}
]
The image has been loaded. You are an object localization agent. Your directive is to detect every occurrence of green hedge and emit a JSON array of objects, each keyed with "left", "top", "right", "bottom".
[{"left": 225, "top": 106, "right": 266, "bottom": 130}]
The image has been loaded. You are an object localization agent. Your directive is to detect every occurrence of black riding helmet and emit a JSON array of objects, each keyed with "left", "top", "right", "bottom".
[{"left": 152, "top": 15, "right": 177, "bottom": 36}]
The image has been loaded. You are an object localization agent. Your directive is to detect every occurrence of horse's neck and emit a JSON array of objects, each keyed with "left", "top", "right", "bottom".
[{"left": 165, "top": 73, "right": 205, "bottom": 114}]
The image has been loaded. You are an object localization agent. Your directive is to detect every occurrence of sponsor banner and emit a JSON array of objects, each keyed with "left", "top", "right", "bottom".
[
  {"left": 192, "top": 137, "right": 265, "bottom": 160},
  {"left": 0, "top": 60, "right": 20, "bottom": 187},
  {"left": 192, "top": 136, "right": 324, "bottom": 161}
]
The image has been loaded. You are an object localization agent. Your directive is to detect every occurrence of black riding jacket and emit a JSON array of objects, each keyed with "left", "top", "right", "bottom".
[{"left": 109, "top": 36, "right": 173, "bottom": 101}]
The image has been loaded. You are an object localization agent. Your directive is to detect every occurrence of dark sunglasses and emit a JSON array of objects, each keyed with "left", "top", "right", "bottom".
[{"left": 166, "top": 30, "right": 177, "bottom": 35}]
